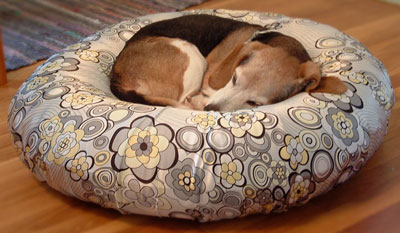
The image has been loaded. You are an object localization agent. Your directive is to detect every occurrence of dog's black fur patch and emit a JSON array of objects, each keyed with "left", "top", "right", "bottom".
[
  {"left": 127, "top": 14, "right": 262, "bottom": 56},
  {"left": 252, "top": 31, "right": 311, "bottom": 63},
  {"left": 111, "top": 14, "right": 312, "bottom": 106}
]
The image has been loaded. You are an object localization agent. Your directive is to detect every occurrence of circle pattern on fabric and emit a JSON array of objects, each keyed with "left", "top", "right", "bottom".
[
  {"left": 295, "top": 18, "right": 318, "bottom": 25},
  {"left": 94, "top": 150, "right": 111, "bottom": 166},
  {"left": 336, "top": 149, "right": 350, "bottom": 170},
  {"left": 244, "top": 133, "right": 271, "bottom": 153},
  {"left": 100, "top": 28, "right": 118, "bottom": 36},
  {"left": 263, "top": 113, "right": 278, "bottom": 129},
  {"left": 248, "top": 160, "right": 270, "bottom": 189},
  {"left": 232, "top": 143, "right": 248, "bottom": 161},
  {"left": 79, "top": 117, "right": 108, "bottom": 141},
  {"left": 316, "top": 37, "right": 345, "bottom": 49},
  {"left": 217, "top": 207, "right": 241, "bottom": 219},
  {"left": 25, "top": 91, "right": 42, "bottom": 105},
  {"left": 43, "top": 86, "right": 70, "bottom": 99},
  {"left": 176, "top": 126, "right": 203, "bottom": 152},
  {"left": 27, "top": 131, "right": 39, "bottom": 151},
  {"left": 273, "top": 186, "right": 285, "bottom": 201},
  {"left": 107, "top": 109, "right": 133, "bottom": 122},
  {"left": 93, "top": 136, "right": 109, "bottom": 150},
  {"left": 128, "top": 104, "right": 156, "bottom": 113},
  {"left": 59, "top": 110, "right": 70, "bottom": 118},
  {"left": 93, "top": 167, "right": 116, "bottom": 189},
  {"left": 288, "top": 107, "right": 322, "bottom": 129},
  {"left": 208, "top": 185, "right": 224, "bottom": 204},
  {"left": 82, "top": 180, "right": 94, "bottom": 191},
  {"left": 12, "top": 108, "right": 26, "bottom": 131},
  {"left": 118, "top": 30, "right": 135, "bottom": 42},
  {"left": 271, "top": 128, "right": 285, "bottom": 146},
  {"left": 311, "top": 150, "right": 334, "bottom": 182},
  {"left": 223, "top": 191, "right": 242, "bottom": 207},
  {"left": 202, "top": 148, "right": 217, "bottom": 165},
  {"left": 242, "top": 185, "right": 257, "bottom": 198},
  {"left": 98, "top": 50, "right": 115, "bottom": 64},
  {"left": 89, "top": 105, "right": 113, "bottom": 117},
  {"left": 206, "top": 128, "right": 234, "bottom": 153},
  {"left": 304, "top": 97, "right": 327, "bottom": 108},
  {"left": 321, "top": 133, "right": 333, "bottom": 150},
  {"left": 299, "top": 130, "right": 320, "bottom": 152}
]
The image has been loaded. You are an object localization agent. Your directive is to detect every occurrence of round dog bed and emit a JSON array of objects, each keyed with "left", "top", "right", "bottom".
[{"left": 8, "top": 9, "right": 394, "bottom": 222}]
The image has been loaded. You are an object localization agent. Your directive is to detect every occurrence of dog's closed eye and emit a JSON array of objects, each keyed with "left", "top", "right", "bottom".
[
  {"left": 238, "top": 54, "right": 251, "bottom": 66},
  {"left": 246, "top": 100, "right": 263, "bottom": 107},
  {"left": 232, "top": 73, "right": 238, "bottom": 85}
]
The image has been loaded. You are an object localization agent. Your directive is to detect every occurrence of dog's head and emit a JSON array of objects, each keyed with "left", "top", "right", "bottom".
[{"left": 204, "top": 32, "right": 347, "bottom": 112}]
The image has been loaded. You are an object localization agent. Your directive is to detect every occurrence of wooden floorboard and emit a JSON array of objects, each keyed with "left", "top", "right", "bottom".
[{"left": 1, "top": 0, "right": 399, "bottom": 232}]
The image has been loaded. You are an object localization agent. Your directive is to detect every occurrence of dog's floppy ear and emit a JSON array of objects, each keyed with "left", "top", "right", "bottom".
[
  {"left": 208, "top": 44, "right": 245, "bottom": 89},
  {"left": 298, "top": 61, "right": 347, "bottom": 94}
]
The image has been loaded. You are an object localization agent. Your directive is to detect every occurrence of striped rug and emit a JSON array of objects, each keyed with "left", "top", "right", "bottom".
[{"left": 0, "top": 0, "right": 206, "bottom": 70}]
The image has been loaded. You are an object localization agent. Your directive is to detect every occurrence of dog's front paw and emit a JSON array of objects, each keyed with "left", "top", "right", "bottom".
[{"left": 181, "top": 93, "right": 206, "bottom": 110}]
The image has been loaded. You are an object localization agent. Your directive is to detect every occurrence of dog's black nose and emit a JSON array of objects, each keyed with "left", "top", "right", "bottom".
[{"left": 204, "top": 104, "right": 219, "bottom": 111}]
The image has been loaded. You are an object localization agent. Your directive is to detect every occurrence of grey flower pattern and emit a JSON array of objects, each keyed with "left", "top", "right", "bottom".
[
  {"left": 372, "top": 82, "right": 393, "bottom": 111},
  {"left": 311, "top": 82, "right": 363, "bottom": 112},
  {"left": 21, "top": 74, "right": 56, "bottom": 95},
  {"left": 185, "top": 206, "right": 216, "bottom": 222},
  {"left": 325, "top": 108, "right": 360, "bottom": 150},
  {"left": 63, "top": 41, "right": 91, "bottom": 52},
  {"left": 219, "top": 110, "right": 266, "bottom": 138},
  {"left": 124, "top": 179, "right": 157, "bottom": 208},
  {"left": 111, "top": 116, "right": 178, "bottom": 183},
  {"left": 213, "top": 154, "right": 246, "bottom": 189},
  {"left": 267, "top": 160, "right": 289, "bottom": 187},
  {"left": 61, "top": 91, "right": 104, "bottom": 110},
  {"left": 279, "top": 134, "right": 309, "bottom": 170},
  {"left": 322, "top": 60, "right": 352, "bottom": 73},
  {"left": 8, "top": 9, "right": 393, "bottom": 222},
  {"left": 340, "top": 70, "right": 369, "bottom": 85},
  {"left": 287, "top": 170, "right": 315, "bottom": 205},
  {"left": 167, "top": 160, "right": 204, "bottom": 202},
  {"left": 164, "top": 157, "right": 215, "bottom": 204},
  {"left": 65, "top": 151, "right": 94, "bottom": 181},
  {"left": 240, "top": 198, "right": 264, "bottom": 216},
  {"left": 254, "top": 189, "right": 273, "bottom": 205},
  {"left": 35, "top": 56, "right": 79, "bottom": 76}
]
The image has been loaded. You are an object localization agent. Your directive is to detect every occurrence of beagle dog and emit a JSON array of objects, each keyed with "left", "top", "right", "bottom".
[{"left": 110, "top": 14, "right": 347, "bottom": 111}]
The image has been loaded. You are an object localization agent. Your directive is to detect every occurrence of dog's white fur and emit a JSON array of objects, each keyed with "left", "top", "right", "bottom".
[
  {"left": 111, "top": 15, "right": 348, "bottom": 111},
  {"left": 170, "top": 39, "right": 208, "bottom": 104}
]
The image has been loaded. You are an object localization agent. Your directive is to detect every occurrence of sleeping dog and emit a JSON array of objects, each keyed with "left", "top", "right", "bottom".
[{"left": 110, "top": 14, "right": 347, "bottom": 111}]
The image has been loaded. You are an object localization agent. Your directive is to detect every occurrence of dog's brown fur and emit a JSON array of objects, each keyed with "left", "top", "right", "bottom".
[
  {"left": 111, "top": 37, "right": 190, "bottom": 107},
  {"left": 203, "top": 27, "right": 261, "bottom": 90},
  {"left": 111, "top": 15, "right": 347, "bottom": 111}
]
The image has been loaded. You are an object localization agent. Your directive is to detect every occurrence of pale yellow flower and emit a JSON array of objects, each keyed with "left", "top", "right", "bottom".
[
  {"left": 214, "top": 154, "right": 245, "bottom": 188},
  {"left": 39, "top": 116, "right": 63, "bottom": 142},
  {"left": 62, "top": 92, "right": 103, "bottom": 109},
  {"left": 332, "top": 111, "right": 354, "bottom": 139},
  {"left": 188, "top": 113, "right": 219, "bottom": 133},
  {"left": 178, "top": 171, "right": 196, "bottom": 192},
  {"left": 47, "top": 125, "right": 84, "bottom": 165},
  {"left": 76, "top": 50, "right": 99, "bottom": 63},
  {"left": 220, "top": 161, "right": 242, "bottom": 185},
  {"left": 122, "top": 126, "right": 169, "bottom": 169},
  {"left": 37, "top": 59, "right": 63, "bottom": 74},
  {"left": 27, "top": 76, "right": 49, "bottom": 91},
  {"left": 220, "top": 111, "right": 265, "bottom": 138},
  {"left": 279, "top": 135, "right": 308, "bottom": 170}
]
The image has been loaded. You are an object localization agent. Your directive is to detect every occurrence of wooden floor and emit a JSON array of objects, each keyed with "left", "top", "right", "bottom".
[{"left": 1, "top": 0, "right": 399, "bottom": 232}]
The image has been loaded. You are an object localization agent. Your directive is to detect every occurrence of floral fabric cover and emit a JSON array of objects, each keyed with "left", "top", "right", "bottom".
[{"left": 8, "top": 10, "right": 394, "bottom": 222}]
